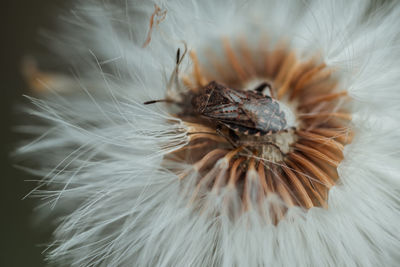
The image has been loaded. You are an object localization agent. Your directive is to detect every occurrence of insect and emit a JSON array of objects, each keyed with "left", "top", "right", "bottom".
[
  {"left": 144, "top": 49, "right": 296, "bottom": 149},
  {"left": 190, "top": 81, "right": 295, "bottom": 137},
  {"left": 145, "top": 80, "right": 295, "bottom": 141}
]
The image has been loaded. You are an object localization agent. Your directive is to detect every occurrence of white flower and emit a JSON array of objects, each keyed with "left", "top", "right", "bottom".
[{"left": 18, "top": 0, "right": 400, "bottom": 266}]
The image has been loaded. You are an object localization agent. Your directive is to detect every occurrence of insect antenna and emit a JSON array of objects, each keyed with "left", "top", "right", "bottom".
[
  {"left": 143, "top": 99, "right": 176, "bottom": 105},
  {"left": 174, "top": 43, "right": 187, "bottom": 74},
  {"left": 165, "top": 42, "right": 188, "bottom": 101},
  {"left": 176, "top": 48, "right": 181, "bottom": 65},
  {"left": 145, "top": 43, "right": 189, "bottom": 106}
]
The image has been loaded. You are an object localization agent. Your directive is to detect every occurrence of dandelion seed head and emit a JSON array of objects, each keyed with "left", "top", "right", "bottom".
[
  {"left": 17, "top": 0, "right": 400, "bottom": 266},
  {"left": 153, "top": 35, "right": 352, "bottom": 220}
]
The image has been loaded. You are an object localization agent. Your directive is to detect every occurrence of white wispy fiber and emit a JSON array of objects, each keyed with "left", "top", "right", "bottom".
[{"left": 16, "top": 0, "right": 400, "bottom": 266}]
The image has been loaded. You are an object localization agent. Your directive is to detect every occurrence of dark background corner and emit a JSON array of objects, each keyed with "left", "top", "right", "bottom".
[{"left": 1, "top": 1, "right": 68, "bottom": 266}]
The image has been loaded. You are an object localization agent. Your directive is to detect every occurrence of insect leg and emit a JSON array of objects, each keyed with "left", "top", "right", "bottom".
[
  {"left": 262, "top": 141, "right": 285, "bottom": 155},
  {"left": 282, "top": 126, "right": 297, "bottom": 133},
  {"left": 215, "top": 124, "right": 238, "bottom": 149},
  {"left": 228, "top": 129, "right": 240, "bottom": 142},
  {"left": 253, "top": 82, "right": 275, "bottom": 98},
  {"left": 253, "top": 82, "right": 269, "bottom": 93},
  {"left": 237, "top": 139, "right": 286, "bottom": 156}
]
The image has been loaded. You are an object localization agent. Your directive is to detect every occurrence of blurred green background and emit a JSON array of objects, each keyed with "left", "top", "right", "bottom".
[{"left": 2, "top": 1, "right": 67, "bottom": 266}]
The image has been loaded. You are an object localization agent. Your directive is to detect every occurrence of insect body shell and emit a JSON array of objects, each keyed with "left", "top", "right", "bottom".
[{"left": 192, "top": 81, "right": 295, "bottom": 135}]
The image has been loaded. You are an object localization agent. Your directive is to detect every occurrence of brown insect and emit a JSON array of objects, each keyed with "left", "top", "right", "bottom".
[
  {"left": 145, "top": 80, "right": 295, "bottom": 142},
  {"left": 190, "top": 81, "right": 295, "bottom": 137},
  {"left": 144, "top": 49, "right": 295, "bottom": 148}
]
